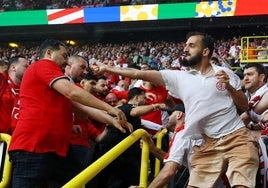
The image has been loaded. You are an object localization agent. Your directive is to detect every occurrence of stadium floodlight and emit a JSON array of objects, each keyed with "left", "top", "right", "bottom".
[
  {"left": 8, "top": 43, "right": 18, "bottom": 48},
  {"left": 66, "top": 40, "right": 76, "bottom": 46}
]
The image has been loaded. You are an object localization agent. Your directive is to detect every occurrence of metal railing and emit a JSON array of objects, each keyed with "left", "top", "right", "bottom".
[
  {"left": 154, "top": 128, "right": 167, "bottom": 177},
  {"left": 240, "top": 36, "right": 268, "bottom": 64},
  {"left": 154, "top": 128, "right": 168, "bottom": 188},
  {"left": 0, "top": 133, "right": 12, "bottom": 188},
  {"left": 0, "top": 129, "right": 167, "bottom": 188},
  {"left": 62, "top": 128, "right": 150, "bottom": 188}
]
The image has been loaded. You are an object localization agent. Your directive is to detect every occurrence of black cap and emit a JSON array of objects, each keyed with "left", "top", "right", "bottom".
[{"left": 166, "top": 103, "right": 185, "bottom": 115}]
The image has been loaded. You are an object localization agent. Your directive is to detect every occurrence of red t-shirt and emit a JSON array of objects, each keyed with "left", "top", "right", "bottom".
[
  {"left": 70, "top": 116, "right": 102, "bottom": 147},
  {"left": 0, "top": 72, "right": 19, "bottom": 134},
  {"left": 140, "top": 85, "right": 168, "bottom": 134},
  {"left": 9, "top": 59, "right": 73, "bottom": 157},
  {"left": 87, "top": 121, "right": 102, "bottom": 140},
  {"left": 104, "top": 72, "right": 120, "bottom": 89},
  {"left": 109, "top": 88, "right": 128, "bottom": 100},
  {"left": 10, "top": 92, "right": 20, "bottom": 134}
]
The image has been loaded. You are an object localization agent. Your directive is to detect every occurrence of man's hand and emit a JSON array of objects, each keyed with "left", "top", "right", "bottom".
[
  {"left": 90, "top": 61, "right": 107, "bottom": 76},
  {"left": 140, "top": 132, "right": 155, "bottom": 152},
  {"left": 110, "top": 118, "right": 133, "bottom": 134},
  {"left": 155, "top": 103, "right": 167, "bottom": 110},
  {"left": 108, "top": 107, "right": 133, "bottom": 133},
  {"left": 107, "top": 107, "right": 127, "bottom": 122},
  {"left": 215, "top": 70, "right": 230, "bottom": 87},
  {"left": 216, "top": 70, "right": 248, "bottom": 111}
]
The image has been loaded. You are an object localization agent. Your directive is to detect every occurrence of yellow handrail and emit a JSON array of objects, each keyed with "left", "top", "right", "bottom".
[
  {"left": 154, "top": 128, "right": 167, "bottom": 177},
  {"left": 62, "top": 128, "right": 149, "bottom": 188},
  {"left": 0, "top": 133, "right": 12, "bottom": 188}
]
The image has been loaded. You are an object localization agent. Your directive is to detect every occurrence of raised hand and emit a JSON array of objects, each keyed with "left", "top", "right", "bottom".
[
  {"left": 90, "top": 61, "right": 107, "bottom": 76},
  {"left": 215, "top": 70, "right": 230, "bottom": 86}
]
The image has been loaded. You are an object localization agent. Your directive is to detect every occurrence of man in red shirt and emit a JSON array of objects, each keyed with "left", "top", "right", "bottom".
[
  {"left": 0, "top": 55, "right": 28, "bottom": 134},
  {"left": 95, "top": 77, "right": 109, "bottom": 101},
  {"left": 8, "top": 39, "right": 132, "bottom": 188},
  {"left": 64, "top": 65, "right": 113, "bottom": 184}
]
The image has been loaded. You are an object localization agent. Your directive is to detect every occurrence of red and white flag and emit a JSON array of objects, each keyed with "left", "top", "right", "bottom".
[{"left": 47, "top": 8, "right": 84, "bottom": 25}]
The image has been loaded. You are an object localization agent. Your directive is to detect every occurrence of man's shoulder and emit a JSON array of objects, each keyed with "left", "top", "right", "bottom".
[{"left": 118, "top": 103, "right": 134, "bottom": 111}]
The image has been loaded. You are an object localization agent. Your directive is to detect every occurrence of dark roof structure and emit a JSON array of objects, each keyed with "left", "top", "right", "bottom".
[
  {"left": 1, "top": 0, "right": 268, "bottom": 44},
  {"left": 1, "top": 15, "right": 268, "bottom": 44}
]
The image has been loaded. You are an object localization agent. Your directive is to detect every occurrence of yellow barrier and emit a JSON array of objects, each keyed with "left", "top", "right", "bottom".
[
  {"left": 62, "top": 129, "right": 149, "bottom": 188},
  {"left": 240, "top": 36, "right": 268, "bottom": 63},
  {"left": 231, "top": 67, "right": 240, "bottom": 71},
  {"left": 154, "top": 128, "right": 167, "bottom": 177},
  {"left": 0, "top": 133, "right": 12, "bottom": 188}
]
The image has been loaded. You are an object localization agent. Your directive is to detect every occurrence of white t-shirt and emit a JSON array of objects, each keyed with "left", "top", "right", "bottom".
[{"left": 160, "top": 64, "right": 245, "bottom": 139}]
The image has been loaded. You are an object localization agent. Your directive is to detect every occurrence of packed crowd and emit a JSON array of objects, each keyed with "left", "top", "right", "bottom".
[
  {"left": 0, "top": 0, "right": 191, "bottom": 11},
  {"left": 0, "top": 37, "right": 252, "bottom": 69},
  {"left": 1, "top": 36, "right": 267, "bottom": 73},
  {"left": 1, "top": 32, "right": 268, "bottom": 188}
]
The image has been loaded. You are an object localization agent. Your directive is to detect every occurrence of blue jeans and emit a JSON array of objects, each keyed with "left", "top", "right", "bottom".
[{"left": 9, "top": 151, "right": 68, "bottom": 188}]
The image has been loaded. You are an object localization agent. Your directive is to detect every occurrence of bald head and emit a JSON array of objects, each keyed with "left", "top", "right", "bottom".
[
  {"left": 65, "top": 55, "right": 88, "bottom": 83},
  {"left": 117, "top": 80, "right": 129, "bottom": 91},
  {"left": 105, "top": 93, "right": 119, "bottom": 107},
  {"left": 166, "top": 111, "right": 185, "bottom": 132}
]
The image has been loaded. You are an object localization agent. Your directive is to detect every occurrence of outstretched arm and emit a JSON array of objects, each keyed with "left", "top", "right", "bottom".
[
  {"left": 52, "top": 78, "right": 128, "bottom": 125},
  {"left": 72, "top": 102, "right": 133, "bottom": 133},
  {"left": 92, "top": 62, "right": 165, "bottom": 86},
  {"left": 130, "top": 103, "right": 166, "bottom": 117}
]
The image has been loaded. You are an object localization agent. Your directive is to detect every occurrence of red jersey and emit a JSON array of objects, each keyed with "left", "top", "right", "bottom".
[
  {"left": 92, "top": 93, "right": 107, "bottom": 132},
  {"left": 104, "top": 72, "right": 120, "bottom": 89},
  {"left": 0, "top": 72, "right": 19, "bottom": 134},
  {"left": 140, "top": 85, "right": 168, "bottom": 134},
  {"left": 10, "top": 93, "right": 20, "bottom": 134},
  {"left": 109, "top": 88, "right": 128, "bottom": 100},
  {"left": 9, "top": 59, "right": 73, "bottom": 157},
  {"left": 70, "top": 116, "right": 102, "bottom": 147}
]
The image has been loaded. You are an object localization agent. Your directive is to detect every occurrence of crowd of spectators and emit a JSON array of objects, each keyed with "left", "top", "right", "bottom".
[
  {"left": 0, "top": 37, "right": 241, "bottom": 71},
  {"left": 1, "top": 36, "right": 267, "bottom": 73},
  {"left": 0, "top": 0, "right": 193, "bottom": 11},
  {"left": 1, "top": 32, "right": 268, "bottom": 187}
]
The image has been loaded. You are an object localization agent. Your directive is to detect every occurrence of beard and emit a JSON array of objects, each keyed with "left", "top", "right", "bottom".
[{"left": 181, "top": 52, "right": 202, "bottom": 67}]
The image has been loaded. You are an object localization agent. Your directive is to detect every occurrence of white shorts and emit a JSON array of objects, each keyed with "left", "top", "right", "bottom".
[{"left": 163, "top": 129, "right": 203, "bottom": 169}]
